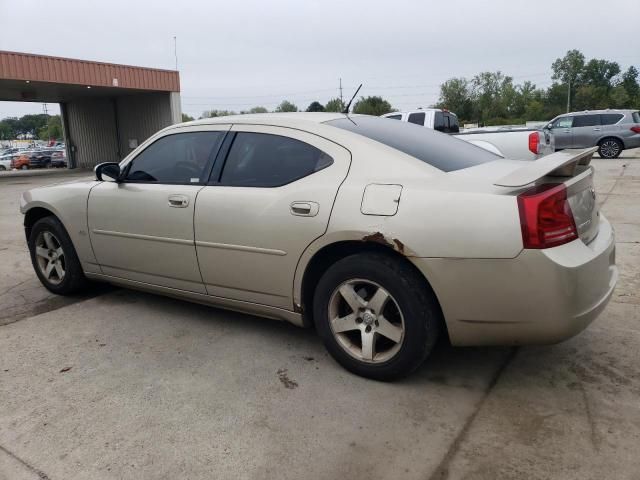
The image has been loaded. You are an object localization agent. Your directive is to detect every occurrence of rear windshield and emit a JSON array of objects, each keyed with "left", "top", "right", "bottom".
[
  {"left": 325, "top": 116, "right": 500, "bottom": 172},
  {"left": 633, "top": 111, "right": 640, "bottom": 123}
]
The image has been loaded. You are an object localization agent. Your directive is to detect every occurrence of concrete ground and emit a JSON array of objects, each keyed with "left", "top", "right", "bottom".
[{"left": 0, "top": 150, "right": 639, "bottom": 480}]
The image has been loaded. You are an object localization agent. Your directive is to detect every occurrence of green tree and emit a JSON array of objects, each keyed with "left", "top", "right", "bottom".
[
  {"left": 352, "top": 96, "right": 394, "bottom": 116},
  {"left": 621, "top": 66, "right": 639, "bottom": 104},
  {"left": 275, "top": 100, "right": 298, "bottom": 112},
  {"left": 181, "top": 113, "right": 195, "bottom": 122},
  {"left": 305, "top": 101, "right": 325, "bottom": 112},
  {"left": 324, "top": 98, "right": 344, "bottom": 112},
  {"left": 551, "top": 50, "right": 586, "bottom": 111},
  {"left": 581, "top": 59, "right": 620, "bottom": 89},
  {"left": 248, "top": 106, "right": 268, "bottom": 114},
  {"left": 200, "top": 110, "right": 236, "bottom": 118},
  {"left": 38, "top": 115, "right": 63, "bottom": 141},
  {"left": 435, "top": 78, "right": 472, "bottom": 120}
]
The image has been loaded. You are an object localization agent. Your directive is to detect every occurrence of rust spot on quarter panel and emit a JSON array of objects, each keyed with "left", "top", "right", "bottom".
[
  {"left": 362, "top": 232, "right": 409, "bottom": 256},
  {"left": 393, "top": 238, "right": 405, "bottom": 254},
  {"left": 362, "top": 232, "right": 395, "bottom": 249}
]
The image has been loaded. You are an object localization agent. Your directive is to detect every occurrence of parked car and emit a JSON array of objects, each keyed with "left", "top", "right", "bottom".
[
  {"left": 382, "top": 109, "right": 555, "bottom": 160},
  {"left": 11, "top": 150, "right": 52, "bottom": 169},
  {"left": 11, "top": 153, "right": 31, "bottom": 170},
  {"left": 20, "top": 113, "right": 617, "bottom": 380},
  {"left": 545, "top": 109, "right": 640, "bottom": 159},
  {"left": 50, "top": 149, "right": 67, "bottom": 168},
  {"left": 0, "top": 153, "right": 13, "bottom": 171}
]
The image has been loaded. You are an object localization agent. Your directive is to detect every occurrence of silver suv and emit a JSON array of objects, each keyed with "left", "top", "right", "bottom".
[{"left": 545, "top": 109, "right": 640, "bottom": 158}]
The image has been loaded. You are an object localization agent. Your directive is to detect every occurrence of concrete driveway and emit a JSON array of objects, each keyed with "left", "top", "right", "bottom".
[{"left": 1, "top": 151, "right": 639, "bottom": 480}]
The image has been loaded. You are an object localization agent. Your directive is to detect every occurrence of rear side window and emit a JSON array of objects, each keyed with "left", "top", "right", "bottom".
[
  {"left": 125, "top": 132, "right": 225, "bottom": 184},
  {"left": 407, "top": 112, "right": 425, "bottom": 126},
  {"left": 326, "top": 116, "right": 500, "bottom": 172},
  {"left": 631, "top": 111, "right": 639, "bottom": 123},
  {"left": 220, "top": 132, "right": 333, "bottom": 187},
  {"left": 600, "top": 114, "right": 623, "bottom": 125},
  {"left": 573, "top": 115, "right": 600, "bottom": 127}
]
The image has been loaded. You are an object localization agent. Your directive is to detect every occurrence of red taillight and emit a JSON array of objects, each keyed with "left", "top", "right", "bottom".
[
  {"left": 630, "top": 126, "right": 640, "bottom": 134},
  {"left": 517, "top": 184, "right": 578, "bottom": 249},
  {"left": 528, "top": 132, "right": 539, "bottom": 154}
]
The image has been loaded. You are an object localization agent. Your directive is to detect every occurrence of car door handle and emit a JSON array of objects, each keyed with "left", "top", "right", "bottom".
[
  {"left": 290, "top": 201, "right": 319, "bottom": 217},
  {"left": 563, "top": 129, "right": 571, "bottom": 133},
  {"left": 593, "top": 128, "right": 601, "bottom": 131},
  {"left": 168, "top": 194, "right": 189, "bottom": 208}
]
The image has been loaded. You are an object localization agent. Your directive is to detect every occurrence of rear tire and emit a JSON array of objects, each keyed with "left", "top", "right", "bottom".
[
  {"left": 598, "top": 138, "right": 623, "bottom": 159},
  {"left": 28, "top": 216, "right": 88, "bottom": 295},
  {"left": 313, "top": 253, "right": 440, "bottom": 381},
  {"left": 21, "top": 164, "right": 28, "bottom": 170},
  {"left": 0, "top": 165, "right": 6, "bottom": 171}
]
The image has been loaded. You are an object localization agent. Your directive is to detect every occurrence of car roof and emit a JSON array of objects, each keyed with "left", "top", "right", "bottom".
[
  {"left": 560, "top": 109, "right": 636, "bottom": 116},
  {"left": 177, "top": 112, "right": 349, "bottom": 129}
]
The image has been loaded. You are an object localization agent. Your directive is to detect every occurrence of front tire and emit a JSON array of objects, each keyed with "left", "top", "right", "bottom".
[
  {"left": 313, "top": 253, "right": 440, "bottom": 381},
  {"left": 598, "top": 138, "right": 623, "bottom": 159},
  {"left": 28, "top": 216, "right": 88, "bottom": 295}
]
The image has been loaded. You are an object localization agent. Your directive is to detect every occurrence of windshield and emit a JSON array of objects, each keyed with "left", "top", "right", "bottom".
[{"left": 325, "top": 116, "right": 500, "bottom": 172}]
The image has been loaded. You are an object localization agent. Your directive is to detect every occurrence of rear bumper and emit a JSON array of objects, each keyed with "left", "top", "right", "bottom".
[
  {"left": 623, "top": 135, "right": 640, "bottom": 149},
  {"left": 412, "top": 215, "right": 617, "bottom": 346}
]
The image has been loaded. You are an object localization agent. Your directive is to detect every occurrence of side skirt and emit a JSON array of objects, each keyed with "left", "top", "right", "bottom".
[{"left": 85, "top": 272, "right": 305, "bottom": 327}]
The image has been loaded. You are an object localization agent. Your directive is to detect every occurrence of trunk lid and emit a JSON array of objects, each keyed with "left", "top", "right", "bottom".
[{"left": 493, "top": 147, "right": 599, "bottom": 245}]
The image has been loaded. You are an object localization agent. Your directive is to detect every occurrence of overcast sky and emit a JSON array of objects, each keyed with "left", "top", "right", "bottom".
[{"left": 1, "top": 0, "right": 638, "bottom": 119}]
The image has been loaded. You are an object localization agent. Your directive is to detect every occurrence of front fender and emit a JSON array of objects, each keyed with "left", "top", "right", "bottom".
[{"left": 21, "top": 180, "right": 101, "bottom": 273}]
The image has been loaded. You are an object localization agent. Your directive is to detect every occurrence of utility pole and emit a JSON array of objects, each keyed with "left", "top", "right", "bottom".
[
  {"left": 173, "top": 36, "right": 178, "bottom": 71},
  {"left": 566, "top": 77, "right": 571, "bottom": 113},
  {"left": 339, "top": 78, "right": 343, "bottom": 107}
]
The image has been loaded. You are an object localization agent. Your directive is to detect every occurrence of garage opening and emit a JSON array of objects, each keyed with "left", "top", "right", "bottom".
[{"left": 0, "top": 50, "right": 181, "bottom": 170}]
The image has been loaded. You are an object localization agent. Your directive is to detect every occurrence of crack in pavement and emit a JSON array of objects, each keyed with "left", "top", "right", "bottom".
[
  {"left": 427, "top": 347, "right": 519, "bottom": 480},
  {"left": 0, "top": 444, "right": 51, "bottom": 480}
]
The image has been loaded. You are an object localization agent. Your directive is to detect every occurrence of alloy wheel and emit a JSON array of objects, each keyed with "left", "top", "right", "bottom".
[
  {"left": 600, "top": 140, "right": 621, "bottom": 158},
  {"left": 34, "top": 231, "right": 66, "bottom": 285},
  {"left": 328, "top": 279, "right": 405, "bottom": 363}
]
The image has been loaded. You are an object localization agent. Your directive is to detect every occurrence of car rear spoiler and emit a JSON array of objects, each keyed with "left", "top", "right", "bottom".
[{"left": 493, "top": 147, "right": 597, "bottom": 188}]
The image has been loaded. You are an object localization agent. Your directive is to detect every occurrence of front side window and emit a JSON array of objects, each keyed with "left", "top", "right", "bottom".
[
  {"left": 125, "top": 131, "right": 225, "bottom": 184},
  {"left": 600, "top": 113, "right": 624, "bottom": 125},
  {"left": 220, "top": 133, "right": 333, "bottom": 187},
  {"left": 434, "top": 112, "right": 445, "bottom": 131},
  {"left": 552, "top": 116, "right": 573, "bottom": 129},
  {"left": 408, "top": 112, "right": 425, "bottom": 126},
  {"left": 573, "top": 115, "right": 600, "bottom": 128},
  {"left": 386, "top": 114, "right": 402, "bottom": 120}
]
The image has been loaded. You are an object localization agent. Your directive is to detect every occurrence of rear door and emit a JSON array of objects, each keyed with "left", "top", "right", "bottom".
[
  {"left": 194, "top": 125, "right": 351, "bottom": 309},
  {"left": 550, "top": 116, "right": 574, "bottom": 149},
  {"left": 572, "top": 114, "right": 601, "bottom": 148}
]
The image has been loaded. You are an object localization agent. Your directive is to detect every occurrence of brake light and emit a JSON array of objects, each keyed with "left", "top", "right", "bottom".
[
  {"left": 517, "top": 184, "right": 578, "bottom": 249},
  {"left": 630, "top": 126, "right": 640, "bottom": 134},
  {"left": 528, "top": 132, "right": 539, "bottom": 154}
]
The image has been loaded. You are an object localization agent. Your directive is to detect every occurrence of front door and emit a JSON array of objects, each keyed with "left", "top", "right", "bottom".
[
  {"left": 550, "top": 115, "right": 574, "bottom": 149},
  {"left": 88, "top": 127, "right": 229, "bottom": 293},
  {"left": 194, "top": 125, "right": 351, "bottom": 309}
]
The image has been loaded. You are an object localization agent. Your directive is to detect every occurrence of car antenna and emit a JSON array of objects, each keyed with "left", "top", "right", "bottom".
[{"left": 342, "top": 83, "right": 362, "bottom": 115}]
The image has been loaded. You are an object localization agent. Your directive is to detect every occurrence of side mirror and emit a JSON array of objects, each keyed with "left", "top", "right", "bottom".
[
  {"left": 95, "top": 162, "right": 122, "bottom": 182},
  {"left": 545, "top": 123, "right": 553, "bottom": 130}
]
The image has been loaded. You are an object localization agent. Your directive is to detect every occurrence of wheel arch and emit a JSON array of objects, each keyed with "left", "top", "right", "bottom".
[
  {"left": 24, "top": 205, "right": 61, "bottom": 242},
  {"left": 298, "top": 239, "right": 447, "bottom": 338},
  {"left": 597, "top": 135, "right": 625, "bottom": 148}
]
